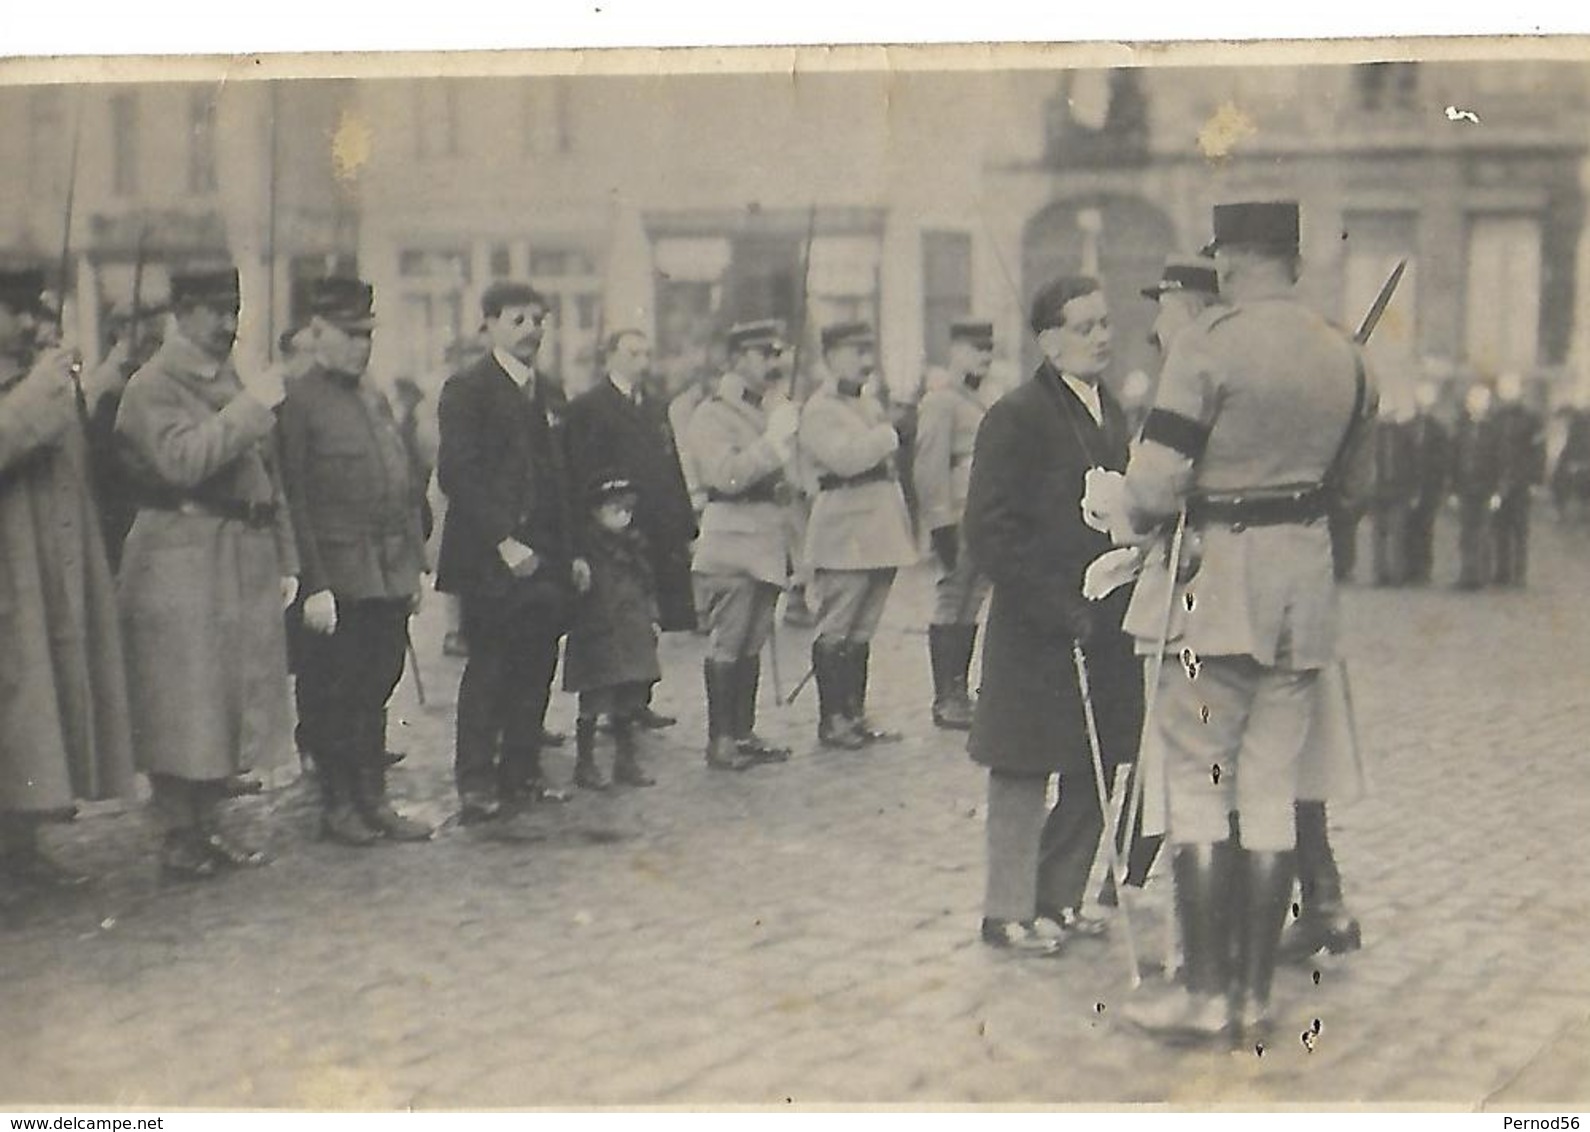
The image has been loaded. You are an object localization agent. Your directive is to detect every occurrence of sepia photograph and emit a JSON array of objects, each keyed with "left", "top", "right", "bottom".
[{"left": 2, "top": 34, "right": 1589, "bottom": 1110}]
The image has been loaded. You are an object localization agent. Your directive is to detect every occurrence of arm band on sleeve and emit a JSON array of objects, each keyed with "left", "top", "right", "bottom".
[{"left": 1141, "top": 408, "right": 1211, "bottom": 461}]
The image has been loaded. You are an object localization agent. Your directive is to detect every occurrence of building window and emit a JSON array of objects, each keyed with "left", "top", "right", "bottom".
[
  {"left": 522, "top": 80, "right": 573, "bottom": 155},
  {"left": 188, "top": 90, "right": 218, "bottom": 194},
  {"left": 529, "top": 243, "right": 602, "bottom": 394},
  {"left": 110, "top": 92, "right": 139, "bottom": 196},
  {"left": 921, "top": 231, "right": 973, "bottom": 367},
  {"left": 27, "top": 88, "right": 64, "bottom": 194},
  {"left": 1354, "top": 62, "right": 1420, "bottom": 112},
  {"left": 416, "top": 81, "right": 460, "bottom": 159},
  {"left": 1044, "top": 70, "right": 1150, "bottom": 167},
  {"left": 489, "top": 243, "right": 513, "bottom": 277},
  {"left": 1342, "top": 212, "right": 1419, "bottom": 391},
  {"left": 395, "top": 248, "right": 472, "bottom": 379},
  {"left": 1465, "top": 215, "right": 1541, "bottom": 374}
]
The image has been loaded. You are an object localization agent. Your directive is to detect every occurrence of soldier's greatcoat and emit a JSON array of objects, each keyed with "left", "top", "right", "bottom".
[
  {"left": 1, "top": 361, "right": 137, "bottom": 812},
  {"left": 686, "top": 376, "right": 793, "bottom": 588},
  {"left": 115, "top": 333, "right": 298, "bottom": 781}
]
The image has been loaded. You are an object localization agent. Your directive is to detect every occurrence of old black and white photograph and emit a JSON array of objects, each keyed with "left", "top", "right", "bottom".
[{"left": 2, "top": 33, "right": 1589, "bottom": 1110}]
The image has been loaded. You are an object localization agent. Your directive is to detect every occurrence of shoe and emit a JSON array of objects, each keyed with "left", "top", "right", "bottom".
[
  {"left": 632, "top": 706, "right": 677, "bottom": 730},
  {"left": 321, "top": 803, "right": 381, "bottom": 847},
  {"left": 200, "top": 829, "right": 271, "bottom": 869},
  {"left": 1037, "top": 905, "right": 1110, "bottom": 939},
  {"left": 516, "top": 780, "right": 573, "bottom": 805},
  {"left": 928, "top": 625, "right": 977, "bottom": 730},
  {"left": 732, "top": 655, "right": 791, "bottom": 762},
  {"left": 1279, "top": 906, "right": 1362, "bottom": 964},
  {"left": 846, "top": 642, "right": 903, "bottom": 744},
  {"left": 222, "top": 773, "right": 265, "bottom": 798},
  {"left": 2, "top": 847, "right": 91, "bottom": 889},
  {"left": 354, "top": 757, "right": 433, "bottom": 842},
  {"left": 159, "top": 831, "right": 219, "bottom": 881},
  {"left": 980, "top": 918, "right": 1063, "bottom": 956},
  {"left": 739, "top": 735, "right": 792, "bottom": 763},
  {"left": 458, "top": 796, "right": 502, "bottom": 825},
  {"left": 573, "top": 718, "right": 611, "bottom": 791},
  {"left": 612, "top": 723, "right": 657, "bottom": 787},
  {"left": 706, "top": 738, "right": 756, "bottom": 771}
]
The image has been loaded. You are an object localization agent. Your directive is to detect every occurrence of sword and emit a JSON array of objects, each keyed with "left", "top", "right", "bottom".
[
  {"left": 405, "top": 626, "right": 427, "bottom": 707},
  {"left": 1354, "top": 258, "right": 1407, "bottom": 346}
]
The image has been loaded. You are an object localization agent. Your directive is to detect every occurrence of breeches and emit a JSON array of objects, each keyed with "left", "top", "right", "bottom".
[
  {"left": 812, "top": 568, "right": 896, "bottom": 643},
  {"left": 1156, "top": 653, "right": 1318, "bottom": 851},
  {"left": 695, "top": 573, "right": 780, "bottom": 664}
]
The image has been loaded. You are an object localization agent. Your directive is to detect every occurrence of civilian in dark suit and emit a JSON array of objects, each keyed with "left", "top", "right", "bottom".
[
  {"left": 565, "top": 329, "right": 699, "bottom": 728},
  {"left": 963, "top": 276, "right": 1143, "bottom": 955},
  {"left": 1403, "top": 382, "right": 1449, "bottom": 584},
  {"left": 436, "top": 281, "right": 585, "bottom": 825}
]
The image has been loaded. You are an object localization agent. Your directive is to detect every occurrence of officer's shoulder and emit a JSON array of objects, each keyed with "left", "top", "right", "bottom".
[{"left": 1193, "top": 303, "right": 1244, "bottom": 338}]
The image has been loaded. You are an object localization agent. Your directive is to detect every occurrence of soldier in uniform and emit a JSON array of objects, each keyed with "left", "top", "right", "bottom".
[
  {"left": 278, "top": 278, "right": 432, "bottom": 847},
  {"left": 1451, "top": 382, "right": 1503, "bottom": 590},
  {"left": 1493, "top": 372, "right": 1545, "bottom": 586},
  {"left": 116, "top": 269, "right": 299, "bottom": 879},
  {"left": 685, "top": 319, "right": 799, "bottom": 771},
  {"left": 1115, "top": 202, "right": 1376, "bottom": 1043},
  {"left": 1403, "top": 381, "right": 1449, "bottom": 584},
  {"left": 798, "top": 322, "right": 919, "bottom": 750},
  {"left": 1370, "top": 401, "right": 1417, "bottom": 586},
  {"left": 1, "top": 268, "right": 137, "bottom": 897},
  {"left": 913, "top": 319, "right": 998, "bottom": 730}
]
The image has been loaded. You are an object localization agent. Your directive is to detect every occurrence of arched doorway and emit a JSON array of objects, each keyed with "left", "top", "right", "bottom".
[{"left": 1020, "top": 195, "right": 1177, "bottom": 401}]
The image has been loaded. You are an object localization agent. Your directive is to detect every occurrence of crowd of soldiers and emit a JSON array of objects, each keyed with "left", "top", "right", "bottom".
[{"left": 0, "top": 193, "right": 1571, "bottom": 1049}]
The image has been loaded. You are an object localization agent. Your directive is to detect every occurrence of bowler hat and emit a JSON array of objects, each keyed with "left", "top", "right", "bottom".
[{"left": 309, "top": 277, "right": 377, "bottom": 331}]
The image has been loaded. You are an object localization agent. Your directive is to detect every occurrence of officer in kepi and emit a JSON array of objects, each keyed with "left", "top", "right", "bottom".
[
  {"left": 1111, "top": 201, "right": 1377, "bottom": 1044},
  {"left": 798, "top": 322, "right": 919, "bottom": 751},
  {"left": 913, "top": 320, "right": 999, "bottom": 731},
  {"left": 278, "top": 277, "right": 433, "bottom": 847}
]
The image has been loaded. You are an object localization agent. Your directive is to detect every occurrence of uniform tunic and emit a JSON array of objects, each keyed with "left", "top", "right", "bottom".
[
  {"left": 914, "top": 371, "right": 999, "bottom": 625},
  {"left": 1, "top": 360, "right": 137, "bottom": 813},
  {"left": 115, "top": 333, "right": 298, "bottom": 781},
  {"left": 798, "top": 383, "right": 917, "bottom": 573}
]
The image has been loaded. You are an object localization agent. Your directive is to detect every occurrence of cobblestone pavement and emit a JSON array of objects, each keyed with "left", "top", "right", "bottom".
[{"left": 3, "top": 511, "right": 1588, "bottom": 1109}]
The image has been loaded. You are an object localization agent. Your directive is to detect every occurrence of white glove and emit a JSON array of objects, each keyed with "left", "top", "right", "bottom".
[
  {"left": 238, "top": 361, "right": 289, "bottom": 410},
  {"left": 497, "top": 537, "right": 540, "bottom": 578},
  {"left": 303, "top": 589, "right": 338, "bottom": 634},
  {"left": 1081, "top": 467, "right": 1127, "bottom": 535},
  {"left": 764, "top": 401, "right": 800, "bottom": 448},
  {"left": 1081, "top": 546, "right": 1144, "bottom": 602},
  {"left": 279, "top": 575, "right": 300, "bottom": 611}
]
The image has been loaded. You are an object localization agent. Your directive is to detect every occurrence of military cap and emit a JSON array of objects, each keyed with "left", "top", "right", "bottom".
[
  {"left": 308, "top": 276, "right": 377, "bottom": 330},
  {"left": 586, "top": 474, "right": 640, "bottom": 507},
  {"left": 1141, "top": 255, "right": 1220, "bottom": 299},
  {"left": 725, "top": 318, "right": 786, "bottom": 354},
  {"left": 480, "top": 280, "right": 548, "bottom": 319},
  {"left": 820, "top": 320, "right": 875, "bottom": 352},
  {"left": 0, "top": 268, "right": 51, "bottom": 317},
  {"left": 1028, "top": 275, "right": 1102, "bottom": 335},
  {"left": 1202, "top": 201, "right": 1300, "bottom": 255},
  {"left": 948, "top": 319, "right": 995, "bottom": 349},
  {"left": 169, "top": 268, "right": 241, "bottom": 311}
]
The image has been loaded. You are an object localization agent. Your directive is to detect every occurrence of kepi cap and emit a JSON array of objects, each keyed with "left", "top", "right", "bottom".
[
  {"left": 820, "top": 320, "right": 875, "bottom": 352},
  {"left": 1201, "top": 201, "right": 1300, "bottom": 256},
  {"left": 1141, "top": 255, "right": 1220, "bottom": 300},
  {"left": 726, "top": 318, "right": 786, "bottom": 354},
  {"left": 0, "top": 267, "right": 51, "bottom": 317},
  {"left": 587, "top": 474, "right": 639, "bottom": 507},
  {"left": 308, "top": 276, "right": 377, "bottom": 331},
  {"left": 170, "top": 268, "right": 241, "bottom": 311},
  {"left": 948, "top": 319, "right": 994, "bottom": 349}
]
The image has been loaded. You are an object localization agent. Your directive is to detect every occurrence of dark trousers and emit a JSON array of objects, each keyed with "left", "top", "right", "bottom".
[
  {"left": 1404, "top": 504, "right": 1439, "bottom": 583},
  {"left": 1371, "top": 502, "right": 1410, "bottom": 585},
  {"left": 984, "top": 768, "right": 1111, "bottom": 921},
  {"left": 1494, "top": 491, "right": 1531, "bottom": 585},
  {"left": 1328, "top": 507, "right": 1359, "bottom": 582},
  {"left": 149, "top": 774, "right": 227, "bottom": 833},
  {"left": 295, "top": 598, "right": 410, "bottom": 774},
  {"left": 454, "top": 595, "right": 562, "bottom": 803},
  {"left": 1457, "top": 496, "right": 1495, "bottom": 587}
]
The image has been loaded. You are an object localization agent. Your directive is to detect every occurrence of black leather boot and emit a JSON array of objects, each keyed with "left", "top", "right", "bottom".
[
  {"left": 612, "top": 714, "right": 656, "bottom": 787},
  {"left": 735, "top": 656, "right": 791, "bottom": 763},
  {"left": 357, "top": 757, "right": 433, "bottom": 842},
  {"left": 320, "top": 758, "right": 379, "bottom": 847},
  {"left": 814, "top": 640, "right": 864, "bottom": 750},
  {"left": 705, "top": 660, "right": 754, "bottom": 770},
  {"left": 931, "top": 624, "right": 976, "bottom": 730},
  {"left": 574, "top": 716, "right": 611, "bottom": 790},
  {"left": 1231, "top": 848, "right": 1297, "bottom": 1043},
  {"left": 1123, "top": 841, "right": 1235, "bottom": 1044},
  {"left": 1280, "top": 800, "right": 1362, "bottom": 963},
  {"left": 847, "top": 642, "right": 902, "bottom": 744}
]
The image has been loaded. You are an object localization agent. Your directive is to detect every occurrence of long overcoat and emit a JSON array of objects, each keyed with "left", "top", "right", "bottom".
[
  {"left": 1, "top": 362, "right": 137, "bottom": 812},
  {"left": 564, "top": 378, "right": 698, "bottom": 630},
  {"left": 963, "top": 362, "right": 1142, "bottom": 777},
  {"left": 562, "top": 522, "right": 662, "bottom": 693},
  {"left": 114, "top": 334, "right": 298, "bottom": 780}
]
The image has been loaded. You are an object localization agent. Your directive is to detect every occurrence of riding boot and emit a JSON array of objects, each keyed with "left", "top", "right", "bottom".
[
  {"left": 612, "top": 713, "right": 656, "bottom": 787},
  {"left": 1231, "top": 848, "right": 1297, "bottom": 1042},
  {"left": 574, "top": 716, "right": 611, "bottom": 790},
  {"left": 814, "top": 640, "right": 864, "bottom": 750},
  {"left": 735, "top": 656, "right": 791, "bottom": 762},
  {"left": 1280, "top": 800, "right": 1362, "bottom": 962},
  {"left": 1123, "top": 840, "right": 1235, "bottom": 1044},
  {"left": 705, "top": 659, "right": 754, "bottom": 770},
  {"left": 320, "top": 756, "right": 380, "bottom": 847},
  {"left": 356, "top": 754, "right": 433, "bottom": 842},
  {"left": 848, "top": 642, "right": 902, "bottom": 743},
  {"left": 929, "top": 625, "right": 973, "bottom": 730}
]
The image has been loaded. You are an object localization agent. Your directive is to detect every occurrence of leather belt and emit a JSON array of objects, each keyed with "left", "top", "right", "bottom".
[
  {"left": 140, "top": 494, "right": 279, "bottom": 529},
  {"left": 1188, "top": 486, "right": 1328, "bottom": 530},
  {"left": 817, "top": 464, "right": 894, "bottom": 492},
  {"left": 707, "top": 480, "right": 781, "bottom": 505}
]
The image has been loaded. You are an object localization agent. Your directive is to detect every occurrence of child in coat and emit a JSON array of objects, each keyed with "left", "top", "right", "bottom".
[{"left": 563, "top": 476, "right": 661, "bottom": 788}]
